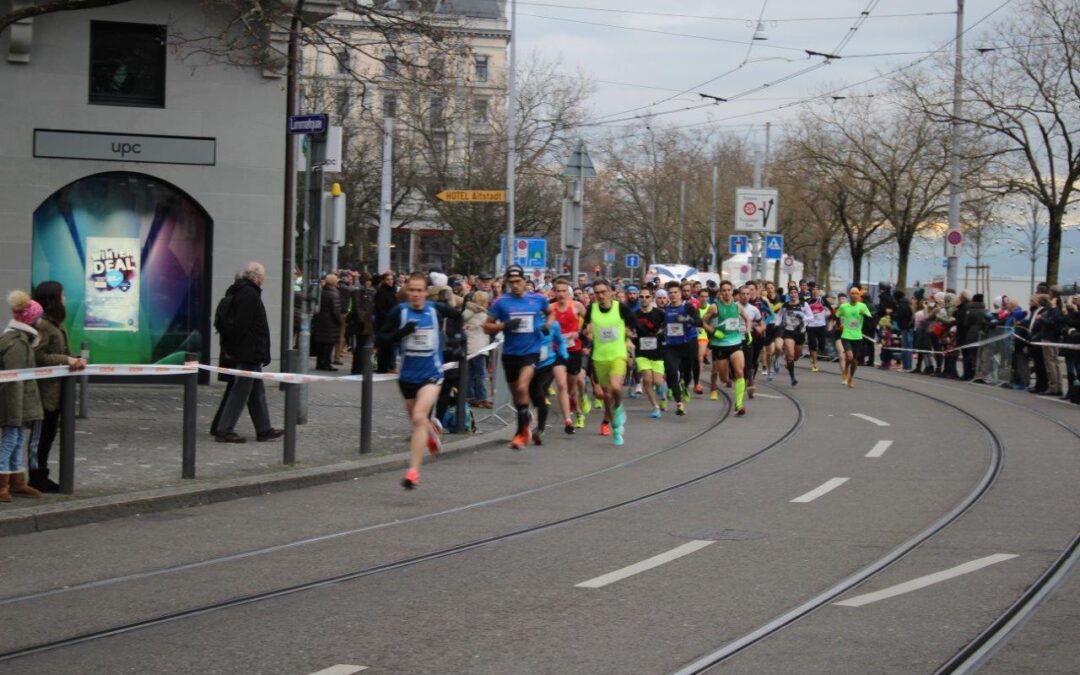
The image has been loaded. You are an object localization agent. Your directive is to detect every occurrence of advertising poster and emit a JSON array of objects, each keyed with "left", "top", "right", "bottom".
[{"left": 85, "top": 236, "right": 140, "bottom": 331}]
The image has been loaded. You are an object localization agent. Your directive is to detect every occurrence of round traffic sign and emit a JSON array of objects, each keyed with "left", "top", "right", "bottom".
[
  {"left": 740, "top": 264, "right": 750, "bottom": 274},
  {"left": 742, "top": 202, "right": 757, "bottom": 216},
  {"left": 947, "top": 230, "right": 963, "bottom": 246},
  {"left": 517, "top": 239, "right": 528, "bottom": 251},
  {"left": 783, "top": 255, "right": 794, "bottom": 268}
]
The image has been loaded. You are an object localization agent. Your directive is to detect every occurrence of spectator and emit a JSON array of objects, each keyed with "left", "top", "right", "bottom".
[
  {"left": 0, "top": 291, "right": 47, "bottom": 501},
  {"left": 893, "top": 289, "right": 914, "bottom": 372},
  {"left": 463, "top": 291, "right": 492, "bottom": 407},
  {"left": 960, "top": 292, "right": 986, "bottom": 380},
  {"left": 374, "top": 270, "right": 398, "bottom": 373},
  {"left": 347, "top": 273, "right": 376, "bottom": 376},
  {"left": 312, "top": 273, "right": 342, "bottom": 371},
  {"left": 211, "top": 262, "right": 283, "bottom": 444}
]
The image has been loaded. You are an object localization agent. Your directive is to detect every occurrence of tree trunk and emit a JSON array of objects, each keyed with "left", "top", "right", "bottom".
[
  {"left": 896, "top": 236, "right": 912, "bottom": 291},
  {"left": 850, "top": 247, "right": 864, "bottom": 287},
  {"left": 817, "top": 240, "right": 834, "bottom": 292},
  {"left": 1045, "top": 206, "right": 1064, "bottom": 285}
]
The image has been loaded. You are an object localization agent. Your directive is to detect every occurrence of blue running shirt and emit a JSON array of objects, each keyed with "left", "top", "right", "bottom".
[
  {"left": 489, "top": 292, "right": 550, "bottom": 356},
  {"left": 395, "top": 301, "right": 443, "bottom": 383}
]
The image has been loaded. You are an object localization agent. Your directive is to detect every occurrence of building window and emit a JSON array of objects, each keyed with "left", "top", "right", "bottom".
[
  {"left": 474, "top": 55, "right": 489, "bottom": 82},
  {"left": 473, "top": 98, "right": 489, "bottom": 124},
  {"left": 336, "top": 47, "right": 351, "bottom": 74},
  {"left": 428, "top": 56, "right": 445, "bottom": 81},
  {"left": 420, "top": 231, "right": 453, "bottom": 271},
  {"left": 383, "top": 52, "right": 400, "bottom": 78},
  {"left": 430, "top": 133, "right": 447, "bottom": 163},
  {"left": 383, "top": 93, "right": 397, "bottom": 119},
  {"left": 336, "top": 89, "right": 351, "bottom": 121},
  {"left": 470, "top": 135, "right": 493, "bottom": 159},
  {"left": 89, "top": 21, "right": 167, "bottom": 108},
  {"left": 429, "top": 96, "right": 444, "bottom": 128}
]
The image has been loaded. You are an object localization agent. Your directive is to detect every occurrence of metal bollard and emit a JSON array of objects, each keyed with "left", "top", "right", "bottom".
[
  {"left": 284, "top": 349, "right": 298, "bottom": 465},
  {"left": 456, "top": 355, "right": 469, "bottom": 434},
  {"left": 78, "top": 340, "right": 89, "bottom": 419},
  {"left": 59, "top": 375, "right": 77, "bottom": 494},
  {"left": 182, "top": 352, "right": 198, "bottom": 479},
  {"left": 360, "top": 336, "right": 373, "bottom": 454}
]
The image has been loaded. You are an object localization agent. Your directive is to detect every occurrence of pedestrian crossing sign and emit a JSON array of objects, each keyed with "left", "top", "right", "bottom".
[{"left": 764, "top": 234, "right": 783, "bottom": 260}]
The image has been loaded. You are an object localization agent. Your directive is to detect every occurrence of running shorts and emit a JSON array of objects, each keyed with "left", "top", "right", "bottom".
[
  {"left": 841, "top": 338, "right": 863, "bottom": 357},
  {"left": 555, "top": 350, "right": 583, "bottom": 375},
  {"left": 398, "top": 378, "right": 443, "bottom": 400},
  {"left": 765, "top": 325, "right": 780, "bottom": 343},
  {"left": 807, "top": 326, "right": 827, "bottom": 353},
  {"left": 782, "top": 329, "right": 806, "bottom": 346},
  {"left": 636, "top": 356, "right": 665, "bottom": 374},
  {"left": 711, "top": 343, "right": 744, "bottom": 361},
  {"left": 502, "top": 353, "right": 539, "bottom": 384},
  {"left": 593, "top": 358, "right": 628, "bottom": 384}
]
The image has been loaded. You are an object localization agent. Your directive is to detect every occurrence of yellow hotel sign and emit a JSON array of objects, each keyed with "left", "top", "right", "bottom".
[{"left": 436, "top": 189, "right": 506, "bottom": 203}]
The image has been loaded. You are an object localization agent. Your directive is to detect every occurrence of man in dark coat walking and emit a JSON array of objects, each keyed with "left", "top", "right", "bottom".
[
  {"left": 374, "top": 270, "right": 398, "bottom": 373},
  {"left": 212, "top": 262, "right": 283, "bottom": 443},
  {"left": 312, "top": 273, "right": 342, "bottom": 371}
]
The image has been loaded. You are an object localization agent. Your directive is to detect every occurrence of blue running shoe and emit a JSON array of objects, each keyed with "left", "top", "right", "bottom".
[
  {"left": 650, "top": 406, "right": 661, "bottom": 419},
  {"left": 613, "top": 404, "right": 626, "bottom": 429},
  {"left": 612, "top": 428, "right": 624, "bottom": 446}
]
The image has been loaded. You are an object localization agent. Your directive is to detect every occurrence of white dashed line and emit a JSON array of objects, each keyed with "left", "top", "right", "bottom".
[
  {"left": 306, "top": 665, "right": 368, "bottom": 675},
  {"left": 851, "top": 413, "right": 890, "bottom": 427},
  {"left": 790, "top": 477, "right": 850, "bottom": 503},
  {"left": 754, "top": 393, "right": 783, "bottom": 400},
  {"left": 835, "top": 554, "right": 1019, "bottom": 607},
  {"left": 865, "top": 440, "right": 894, "bottom": 458},
  {"left": 576, "top": 540, "right": 715, "bottom": 589}
]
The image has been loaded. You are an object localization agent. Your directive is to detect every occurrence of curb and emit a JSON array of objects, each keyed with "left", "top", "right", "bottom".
[{"left": 0, "top": 427, "right": 511, "bottom": 538}]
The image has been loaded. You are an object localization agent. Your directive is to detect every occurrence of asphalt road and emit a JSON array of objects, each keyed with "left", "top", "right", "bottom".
[{"left": 1, "top": 366, "right": 1077, "bottom": 675}]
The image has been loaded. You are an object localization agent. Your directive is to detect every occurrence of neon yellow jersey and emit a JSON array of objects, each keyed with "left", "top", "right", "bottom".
[{"left": 589, "top": 303, "right": 628, "bottom": 361}]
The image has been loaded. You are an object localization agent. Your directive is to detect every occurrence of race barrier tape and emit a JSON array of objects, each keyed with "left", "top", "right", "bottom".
[{"left": 858, "top": 331, "right": 1080, "bottom": 355}]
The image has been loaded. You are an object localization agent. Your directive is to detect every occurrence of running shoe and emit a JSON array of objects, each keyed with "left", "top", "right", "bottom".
[
  {"left": 658, "top": 398, "right": 668, "bottom": 412},
  {"left": 841, "top": 374, "right": 848, "bottom": 385},
  {"left": 736, "top": 407, "right": 746, "bottom": 417},
  {"left": 510, "top": 428, "right": 531, "bottom": 450},
  {"left": 564, "top": 418, "right": 575, "bottom": 435},
  {"left": 594, "top": 396, "right": 604, "bottom": 409},
  {"left": 773, "top": 359, "right": 782, "bottom": 374},
  {"left": 634, "top": 383, "right": 643, "bottom": 396},
  {"left": 847, "top": 379, "right": 856, "bottom": 389},
  {"left": 790, "top": 377, "right": 798, "bottom": 387},
  {"left": 676, "top": 402, "right": 686, "bottom": 416},
  {"left": 766, "top": 370, "right": 775, "bottom": 382},
  {"left": 680, "top": 383, "right": 690, "bottom": 402},
  {"left": 612, "top": 428, "right": 624, "bottom": 446},
  {"left": 574, "top": 412, "right": 586, "bottom": 429},
  {"left": 650, "top": 406, "right": 662, "bottom": 419},
  {"left": 599, "top": 421, "right": 612, "bottom": 436},
  {"left": 548, "top": 385, "right": 556, "bottom": 396},
  {"left": 613, "top": 405, "right": 626, "bottom": 429},
  {"left": 581, "top": 396, "right": 592, "bottom": 415},
  {"left": 401, "top": 469, "right": 420, "bottom": 490},
  {"left": 811, "top": 366, "right": 820, "bottom": 373},
  {"left": 628, "top": 388, "right": 638, "bottom": 399},
  {"left": 545, "top": 397, "right": 551, "bottom": 407},
  {"left": 694, "top": 383, "right": 703, "bottom": 395},
  {"left": 427, "top": 419, "right": 443, "bottom": 456},
  {"left": 710, "top": 389, "right": 719, "bottom": 401},
  {"left": 726, "top": 380, "right": 733, "bottom": 388},
  {"left": 748, "top": 386, "right": 755, "bottom": 399},
  {"left": 533, "top": 428, "right": 544, "bottom": 446}
]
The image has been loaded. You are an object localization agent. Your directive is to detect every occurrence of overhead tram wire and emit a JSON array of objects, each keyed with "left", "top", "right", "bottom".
[{"left": 515, "top": 1, "right": 955, "bottom": 24}]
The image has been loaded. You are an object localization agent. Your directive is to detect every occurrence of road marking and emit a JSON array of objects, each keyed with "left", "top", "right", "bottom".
[
  {"left": 851, "top": 413, "right": 890, "bottom": 427},
  {"left": 575, "top": 540, "right": 715, "bottom": 589},
  {"left": 865, "top": 440, "right": 894, "bottom": 458},
  {"left": 755, "top": 393, "right": 783, "bottom": 399},
  {"left": 835, "top": 554, "right": 1019, "bottom": 607},
  {"left": 306, "top": 666, "right": 368, "bottom": 675},
  {"left": 790, "top": 477, "right": 850, "bottom": 503}
]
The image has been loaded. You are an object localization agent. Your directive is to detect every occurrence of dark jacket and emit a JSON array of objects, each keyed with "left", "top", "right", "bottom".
[
  {"left": 893, "top": 301, "right": 914, "bottom": 332},
  {"left": 347, "top": 287, "right": 376, "bottom": 338},
  {"left": 961, "top": 301, "right": 986, "bottom": 344},
  {"left": 312, "top": 284, "right": 343, "bottom": 344},
  {"left": 222, "top": 279, "right": 271, "bottom": 365},
  {"left": 0, "top": 322, "right": 44, "bottom": 427},
  {"left": 33, "top": 317, "right": 73, "bottom": 412},
  {"left": 374, "top": 282, "right": 398, "bottom": 323}
]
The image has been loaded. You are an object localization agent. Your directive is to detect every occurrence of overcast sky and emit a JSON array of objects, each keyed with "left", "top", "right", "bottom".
[{"left": 513, "top": 0, "right": 1080, "bottom": 284}]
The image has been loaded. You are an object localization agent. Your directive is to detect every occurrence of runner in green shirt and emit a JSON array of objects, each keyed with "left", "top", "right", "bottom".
[{"left": 834, "top": 288, "right": 873, "bottom": 388}]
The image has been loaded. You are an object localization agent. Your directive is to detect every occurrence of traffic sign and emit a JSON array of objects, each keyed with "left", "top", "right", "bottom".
[
  {"left": 729, "top": 235, "right": 748, "bottom": 255},
  {"left": 604, "top": 249, "right": 616, "bottom": 263},
  {"left": 945, "top": 229, "right": 963, "bottom": 258},
  {"left": 783, "top": 255, "right": 795, "bottom": 269},
  {"left": 500, "top": 236, "right": 548, "bottom": 269},
  {"left": 436, "top": 189, "right": 505, "bottom": 202},
  {"left": 764, "top": 233, "right": 784, "bottom": 260},
  {"left": 625, "top": 253, "right": 641, "bottom": 269},
  {"left": 288, "top": 114, "right": 328, "bottom": 135},
  {"left": 734, "top": 187, "right": 779, "bottom": 232}
]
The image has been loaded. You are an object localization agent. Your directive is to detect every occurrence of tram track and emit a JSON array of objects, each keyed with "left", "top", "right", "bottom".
[
  {"left": 0, "top": 386, "right": 809, "bottom": 663},
  {"left": 671, "top": 366, "right": 1080, "bottom": 675}
]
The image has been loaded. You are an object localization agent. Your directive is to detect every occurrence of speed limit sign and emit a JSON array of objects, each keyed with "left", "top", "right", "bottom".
[{"left": 735, "top": 188, "right": 779, "bottom": 232}]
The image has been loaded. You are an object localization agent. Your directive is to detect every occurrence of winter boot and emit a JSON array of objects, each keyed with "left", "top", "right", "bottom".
[
  {"left": 0, "top": 474, "right": 11, "bottom": 503},
  {"left": 29, "top": 468, "right": 60, "bottom": 493},
  {"left": 10, "top": 472, "right": 43, "bottom": 498}
]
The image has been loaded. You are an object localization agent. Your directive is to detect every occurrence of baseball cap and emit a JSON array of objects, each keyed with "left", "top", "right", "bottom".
[
  {"left": 626, "top": 285, "right": 639, "bottom": 293},
  {"left": 478, "top": 272, "right": 493, "bottom": 281},
  {"left": 505, "top": 265, "right": 525, "bottom": 280}
]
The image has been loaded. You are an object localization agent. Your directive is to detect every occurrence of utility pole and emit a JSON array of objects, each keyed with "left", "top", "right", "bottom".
[
  {"left": 504, "top": 0, "right": 518, "bottom": 273},
  {"left": 945, "top": 0, "right": 964, "bottom": 292},
  {"left": 751, "top": 145, "right": 763, "bottom": 279},
  {"left": 297, "top": 130, "right": 326, "bottom": 423},
  {"left": 678, "top": 180, "right": 686, "bottom": 262},
  {"left": 377, "top": 117, "right": 393, "bottom": 273},
  {"left": 280, "top": 2, "right": 304, "bottom": 371},
  {"left": 710, "top": 164, "right": 718, "bottom": 273}
]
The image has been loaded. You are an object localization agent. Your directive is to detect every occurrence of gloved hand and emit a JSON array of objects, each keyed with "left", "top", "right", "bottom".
[
  {"left": 395, "top": 321, "right": 418, "bottom": 339},
  {"left": 540, "top": 324, "right": 550, "bottom": 336},
  {"left": 504, "top": 318, "right": 522, "bottom": 331},
  {"left": 676, "top": 314, "right": 687, "bottom": 323}
]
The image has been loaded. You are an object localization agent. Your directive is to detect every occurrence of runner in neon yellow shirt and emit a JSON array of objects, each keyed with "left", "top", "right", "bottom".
[{"left": 834, "top": 288, "right": 873, "bottom": 388}]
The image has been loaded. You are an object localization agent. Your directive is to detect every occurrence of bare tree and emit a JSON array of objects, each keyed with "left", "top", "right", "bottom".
[{"left": 902, "top": 0, "right": 1080, "bottom": 284}]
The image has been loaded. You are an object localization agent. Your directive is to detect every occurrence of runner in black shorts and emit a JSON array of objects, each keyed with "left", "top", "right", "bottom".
[{"left": 777, "top": 287, "right": 813, "bottom": 386}]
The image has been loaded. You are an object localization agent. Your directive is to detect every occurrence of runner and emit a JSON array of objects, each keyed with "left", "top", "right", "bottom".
[
  {"left": 704, "top": 281, "right": 754, "bottom": 415},
  {"left": 662, "top": 280, "right": 702, "bottom": 416},
  {"left": 743, "top": 281, "right": 772, "bottom": 398},
  {"left": 582, "top": 278, "right": 636, "bottom": 445},
  {"left": 806, "top": 284, "right": 831, "bottom": 372},
  {"left": 529, "top": 315, "right": 569, "bottom": 445},
  {"left": 830, "top": 291, "right": 848, "bottom": 381},
  {"left": 484, "top": 265, "right": 552, "bottom": 449},
  {"left": 694, "top": 288, "right": 709, "bottom": 395},
  {"left": 778, "top": 285, "right": 814, "bottom": 386},
  {"left": 764, "top": 281, "right": 784, "bottom": 380},
  {"left": 633, "top": 286, "right": 666, "bottom": 418},
  {"left": 738, "top": 284, "right": 764, "bottom": 405},
  {"left": 835, "top": 288, "right": 873, "bottom": 388},
  {"left": 377, "top": 272, "right": 459, "bottom": 489},
  {"left": 551, "top": 277, "right": 587, "bottom": 433}
]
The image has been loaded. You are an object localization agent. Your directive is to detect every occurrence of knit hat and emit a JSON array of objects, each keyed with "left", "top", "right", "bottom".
[{"left": 8, "top": 290, "right": 43, "bottom": 325}]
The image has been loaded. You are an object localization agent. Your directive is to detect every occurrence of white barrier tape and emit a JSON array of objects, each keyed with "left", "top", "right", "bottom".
[
  {"left": 860, "top": 331, "right": 1014, "bottom": 356},
  {"left": 0, "top": 363, "right": 196, "bottom": 382}
]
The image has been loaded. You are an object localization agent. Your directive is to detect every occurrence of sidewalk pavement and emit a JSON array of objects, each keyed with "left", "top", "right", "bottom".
[{"left": 0, "top": 374, "right": 511, "bottom": 537}]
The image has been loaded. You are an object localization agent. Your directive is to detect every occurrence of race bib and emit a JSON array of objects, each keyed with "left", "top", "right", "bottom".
[
  {"left": 666, "top": 323, "right": 685, "bottom": 337},
  {"left": 539, "top": 344, "right": 549, "bottom": 361},
  {"left": 510, "top": 312, "right": 535, "bottom": 333},
  {"left": 598, "top": 326, "right": 619, "bottom": 342},
  {"left": 724, "top": 317, "right": 741, "bottom": 332},
  {"left": 639, "top": 337, "right": 658, "bottom": 351},
  {"left": 405, "top": 328, "right": 436, "bottom": 352},
  {"left": 847, "top": 318, "right": 861, "bottom": 331}
]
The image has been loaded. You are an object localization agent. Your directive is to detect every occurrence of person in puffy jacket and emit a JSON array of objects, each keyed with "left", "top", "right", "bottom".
[{"left": 0, "top": 291, "right": 46, "bottom": 501}]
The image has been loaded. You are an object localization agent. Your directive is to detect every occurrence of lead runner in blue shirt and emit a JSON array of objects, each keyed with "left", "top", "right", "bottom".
[
  {"left": 484, "top": 265, "right": 553, "bottom": 449},
  {"left": 377, "top": 272, "right": 461, "bottom": 490}
]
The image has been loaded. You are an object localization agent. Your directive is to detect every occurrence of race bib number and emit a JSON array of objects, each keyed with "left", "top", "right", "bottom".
[
  {"left": 510, "top": 313, "right": 535, "bottom": 333},
  {"left": 639, "top": 337, "right": 658, "bottom": 351},
  {"left": 539, "top": 344, "right": 549, "bottom": 361},
  {"left": 724, "top": 317, "right": 741, "bottom": 332},
  {"left": 847, "top": 318, "right": 861, "bottom": 331},
  {"left": 598, "top": 326, "right": 619, "bottom": 342},
  {"left": 405, "top": 328, "right": 436, "bottom": 352},
  {"left": 666, "top": 323, "right": 685, "bottom": 337}
]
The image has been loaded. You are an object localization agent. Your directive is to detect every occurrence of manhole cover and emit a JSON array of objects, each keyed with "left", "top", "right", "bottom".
[{"left": 680, "top": 528, "right": 766, "bottom": 541}]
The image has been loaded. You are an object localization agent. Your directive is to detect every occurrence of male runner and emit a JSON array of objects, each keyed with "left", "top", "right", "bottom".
[
  {"left": 378, "top": 272, "right": 460, "bottom": 489},
  {"left": 485, "top": 265, "right": 552, "bottom": 448},
  {"left": 705, "top": 280, "right": 754, "bottom": 415},
  {"left": 551, "top": 277, "right": 587, "bottom": 432},
  {"left": 529, "top": 317, "right": 569, "bottom": 445},
  {"left": 662, "top": 281, "right": 702, "bottom": 416},
  {"left": 835, "top": 288, "right": 873, "bottom": 388},
  {"left": 806, "top": 285, "right": 831, "bottom": 372},
  {"left": 633, "top": 286, "right": 666, "bottom": 418},
  {"left": 778, "top": 287, "right": 814, "bottom": 386},
  {"left": 582, "top": 278, "right": 636, "bottom": 445}
]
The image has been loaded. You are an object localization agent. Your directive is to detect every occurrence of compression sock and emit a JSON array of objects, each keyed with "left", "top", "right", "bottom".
[
  {"left": 787, "top": 361, "right": 795, "bottom": 378},
  {"left": 516, "top": 405, "right": 530, "bottom": 435},
  {"left": 536, "top": 402, "right": 549, "bottom": 431},
  {"left": 735, "top": 378, "right": 746, "bottom": 410}
]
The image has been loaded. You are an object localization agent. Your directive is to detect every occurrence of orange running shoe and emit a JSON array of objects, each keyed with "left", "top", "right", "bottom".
[
  {"left": 694, "top": 383, "right": 703, "bottom": 395},
  {"left": 426, "top": 419, "right": 443, "bottom": 456},
  {"left": 511, "top": 427, "right": 531, "bottom": 449},
  {"left": 401, "top": 469, "right": 420, "bottom": 490},
  {"left": 599, "top": 421, "right": 612, "bottom": 436}
]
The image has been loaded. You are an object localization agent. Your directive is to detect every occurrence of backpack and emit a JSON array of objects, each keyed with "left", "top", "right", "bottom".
[
  {"left": 213, "top": 291, "right": 241, "bottom": 345},
  {"left": 442, "top": 401, "right": 476, "bottom": 433}
]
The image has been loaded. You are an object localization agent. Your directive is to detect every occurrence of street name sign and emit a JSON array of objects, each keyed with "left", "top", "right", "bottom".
[{"left": 288, "top": 114, "right": 328, "bottom": 135}]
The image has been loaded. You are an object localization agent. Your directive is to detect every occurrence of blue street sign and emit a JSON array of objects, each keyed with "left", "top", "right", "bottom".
[
  {"left": 764, "top": 233, "right": 784, "bottom": 260},
  {"left": 500, "top": 236, "right": 548, "bottom": 269},
  {"left": 604, "top": 248, "right": 616, "bottom": 263},
  {"left": 625, "top": 253, "right": 641, "bottom": 269},
  {"left": 729, "top": 235, "right": 748, "bottom": 255},
  {"left": 288, "top": 114, "right": 329, "bottom": 135}
]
